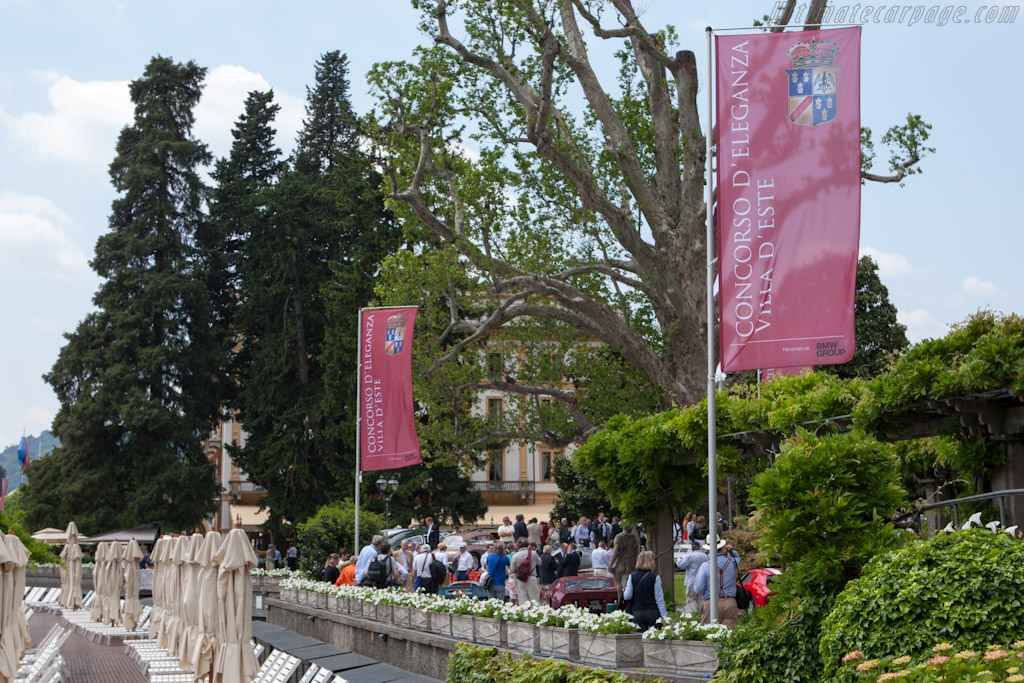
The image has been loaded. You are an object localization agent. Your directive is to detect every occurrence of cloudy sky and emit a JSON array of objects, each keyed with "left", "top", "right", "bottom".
[{"left": 1, "top": 0, "right": 1020, "bottom": 444}]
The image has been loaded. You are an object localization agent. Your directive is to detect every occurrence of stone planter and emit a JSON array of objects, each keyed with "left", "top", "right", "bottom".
[
  {"left": 579, "top": 631, "right": 644, "bottom": 669},
  {"left": 472, "top": 616, "right": 505, "bottom": 647},
  {"left": 350, "top": 599, "right": 366, "bottom": 618},
  {"left": 374, "top": 603, "right": 393, "bottom": 623},
  {"left": 327, "top": 595, "right": 341, "bottom": 612},
  {"left": 506, "top": 622, "right": 539, "bottom": 653},
  {"left": 410, "top": 609, "right": 431, "bottom": 632},
  {"left": 643, "top": 638, "right": 719, "bottom": 675},
  {"left": 280, "top": 587, "right": 297, "bottom": 603},
  {"left": 313, "top": 592, "right": 328, "bottom": 609},
  {"left": 538, "top": 626, "right": 579, "bottom": 659},
  {"left": 297, "top": 589, "right": 312, "bottom": 606},
  {"left": 450, "top": 613, "right": 475, "bottom": 641},
  {"left": 392, "top": 604, "right": 412, "bottom": 628},
  {"left": 431, "top": 611, "right": 452, "bottom": 637}
]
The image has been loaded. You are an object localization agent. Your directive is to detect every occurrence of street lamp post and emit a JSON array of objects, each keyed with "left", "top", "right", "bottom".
[{"left": 376, "top": 477, "right": 400, "bottom": 527}]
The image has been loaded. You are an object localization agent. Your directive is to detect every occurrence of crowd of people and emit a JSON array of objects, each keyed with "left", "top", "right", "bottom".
[{"left": 310, "top": 509, "right": 743, "bottom": 632}]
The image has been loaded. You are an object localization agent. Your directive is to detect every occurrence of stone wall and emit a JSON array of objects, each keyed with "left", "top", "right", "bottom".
[{"left": 267, "top": 599, "right": 457, "bottom": 681}]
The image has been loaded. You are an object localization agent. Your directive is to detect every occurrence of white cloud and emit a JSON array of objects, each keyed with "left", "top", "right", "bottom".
[
  {"left": 860, "top": 246, "right": 913, "bottom": 279},
  {"left": 6, "top": 74, "right": 132, "bottom": 167},
  {"left": 196, "top": 65, "right": 305, "bottom": 160},
  {"left": 4, "top": 66, "right": 305, "bottom": 171},
  {"left": 898, "top": 308, "right": 948, "bottom": 344},
  {"left": 21, "top": 406, "right": 55, "bottom": 437},
  {"left": 0, "top": 191, "right": 92, "bottom": 281},
  {"left": 962, "top": 275, "right": 998, "bottom": 298}
]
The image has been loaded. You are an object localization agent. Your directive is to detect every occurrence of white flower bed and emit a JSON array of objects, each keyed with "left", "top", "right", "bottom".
[
  {"left": 250, "top": 568, "right": 299, "bottom": 578},
  {"left": 642, "top": 613, "right": 731, "bottom": 642},
  {"left": 278, "top": 577, "right": 649, "bottom": 634}
]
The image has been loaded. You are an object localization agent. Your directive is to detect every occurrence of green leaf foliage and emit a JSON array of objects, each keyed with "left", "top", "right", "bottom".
[
  {"left": 295, "top": 499, "right": 384, "bottom": 572},
  {"left": 549, "top": 456, "right": 618, "bottom": 525},
  {"left": 446, "top": 644, "right": 664, "bottom": 682},
  {"left": 714, "top": 429, "right": 906, "bottom": 683},
  {"left": 819, "top": 530, "right": 1024, "bottom": 680}
]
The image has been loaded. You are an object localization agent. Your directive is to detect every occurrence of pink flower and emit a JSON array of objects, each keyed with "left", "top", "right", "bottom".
[
  {"left": 856, "top": 660, "right": 880, "bottom": 671},
  {"left": 984, "top": 649, "right": 1009, "bottom": 661},
  {"left": 927, "top": 655, "right": 950, "bottom": 666},
  {"left": 842, "top": 650, "right": 863, "bottom": 663},
  {"left": 953, "top": 650, "right": 976, "bottom": 659}
]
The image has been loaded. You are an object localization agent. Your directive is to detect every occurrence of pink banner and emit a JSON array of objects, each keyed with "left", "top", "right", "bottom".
[
  {"left": 359, "top": 307, "right": 422, "bottom": 471},
  {"left": 716, "top": 28, "right": 861, "bottom": 372}
]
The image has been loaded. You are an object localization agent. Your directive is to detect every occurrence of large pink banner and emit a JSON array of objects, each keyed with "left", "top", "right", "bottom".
[
  {"left": 359, "top": 307, "right": 422, "bottom": 471},
  {"left": 716, "top": 28, "right": 861, "bottom": 372}
]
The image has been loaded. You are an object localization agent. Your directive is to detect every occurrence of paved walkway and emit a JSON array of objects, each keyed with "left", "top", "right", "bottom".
[{"left": 29, "top": 610, "right": 147, "bottom": 683}]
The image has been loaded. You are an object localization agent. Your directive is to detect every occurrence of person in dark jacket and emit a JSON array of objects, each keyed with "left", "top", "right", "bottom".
[
  {"left": 424, "top": 516, "right": 440, "bottom": 550},
  {"left": 513, "top": 514, "right": 528, "bottom": 541},
  {"left": 323, "top": 553, "right": 341, "bottom": 584},
  {"left": 622, "top": 550, "right": 668, "bottom": 632},
  {"left": 538, "top": 545, "right": 558, "bottom": 586},
  {"left": 556, "top": 542, "right": 580, "bottom": 578}
]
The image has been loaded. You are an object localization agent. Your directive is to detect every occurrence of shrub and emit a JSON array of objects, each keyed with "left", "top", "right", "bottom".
[
  {"left": 446, "top": 644, "right": 665, "bottom": 682},
  {"left": 714, "top": 429, "right": 906, "bottom": 683},
  {"left": 295, "top": 499, "right": 384, "bottom": 572},
  {"left": 834, "top": 639, "right": 1024, "bottom": 682},
  {"left": 820, "top": 530, "right": 1024, "bottom": 680}
]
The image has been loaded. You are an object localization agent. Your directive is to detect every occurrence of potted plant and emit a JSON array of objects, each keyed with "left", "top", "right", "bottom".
[
  {"left": 642, "top": 614, "right": 728, "bottom": 675},
  {"left": 575, "top": 610, "right": 644, "bottom": 669}
]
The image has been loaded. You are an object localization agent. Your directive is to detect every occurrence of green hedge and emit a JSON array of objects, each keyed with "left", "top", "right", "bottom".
[
  {"left": 819, "top": 530, "right": 1024, "bottom": 680},
  {"left": 446, "top": 644, "right": 666, "bottom": 682}
]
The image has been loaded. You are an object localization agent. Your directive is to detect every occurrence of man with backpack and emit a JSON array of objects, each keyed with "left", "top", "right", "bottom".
[
  {"left": 510, "top": 539, "right": 540, "bottom": 604},
  {"left": 414, "top": 543, "right": 445, "bottom": 594},
  {"left": 355, "top": 535, "right": 385, "bottom": 587}
]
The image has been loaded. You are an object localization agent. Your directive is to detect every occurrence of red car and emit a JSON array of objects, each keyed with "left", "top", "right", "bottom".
[
  {"left": 540, "top": 576, "right": 618, "bottom": 613},
  {"left": 740, "top": 568, "right": 782, "bottom": 608}
]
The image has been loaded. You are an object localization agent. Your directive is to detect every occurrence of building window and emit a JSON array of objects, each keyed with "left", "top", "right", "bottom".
[
  {"left": 487, "top": 397, "right": 503, "bottom": 424},
  {"left": 487, "top": 352, "right": 503, "bottom": 380},
  {"left": 488, "top": 450, "right": 504, "bottom": 482},
  {"left": 540, "top": 449, "right": 561, "bottom": 481}
]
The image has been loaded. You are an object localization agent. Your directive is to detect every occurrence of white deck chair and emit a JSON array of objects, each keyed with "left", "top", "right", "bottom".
[{"left": 298, "top": 664, "right": 334, "bottom": 683}]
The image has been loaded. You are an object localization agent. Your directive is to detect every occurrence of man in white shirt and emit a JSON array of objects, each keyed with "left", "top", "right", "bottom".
[
  {"left": 354, "top": 535, "right": 384, "bottom": 586},
  {"left": 413, "top": 543, "right": 437, "bottom": 594},
  {"left": 591, "top": 540, "right": 610, "bottom": 577},
  {"left": 497, "top": 516, "right": 515, "bottom": 544},
  {"left": 455, "top": 542, "right": 474, "bottom": 581}
]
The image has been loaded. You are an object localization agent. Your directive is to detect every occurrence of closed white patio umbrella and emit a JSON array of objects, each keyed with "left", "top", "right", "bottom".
[
  {"left": 122, "top": 538, "right": 144, "bottom": 631},
  {"left": 58, "top": 521, "right": 83, "bottom": 610},
  {"left": 213, "top": 528, "right": 259, "bottom": 683}
]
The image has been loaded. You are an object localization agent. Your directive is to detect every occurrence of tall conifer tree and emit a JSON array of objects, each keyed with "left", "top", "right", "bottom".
[
  {"left": 24, "top": 56, "right": 220, "bottom": 532},
  {"left": 231, "top": 52, "right": 399, "bottom": 535}
]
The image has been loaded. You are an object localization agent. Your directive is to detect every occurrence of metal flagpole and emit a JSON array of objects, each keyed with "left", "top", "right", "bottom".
[
  {"left": 705, "top": 25, "right": 720, "bottom": 624},
  {"left": 355, "top": 308, "right": 363, "bottom": 552}
]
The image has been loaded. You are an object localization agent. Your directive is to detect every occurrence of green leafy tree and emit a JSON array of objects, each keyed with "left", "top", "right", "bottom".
[
  {"left": 367, "top": 0, "right": 931, "bottom": 419},
  {"left": 549, "top": 456, "right": 618, "bottom": 525},
  {"left": 231, "top": 52, "right": 400, "bottom": 537},
  {"left": 23, "top": 56, "right": 221, "bottom": 533},
  {"left": 824, "top": 256, "right": 909, "bottom": 380},
  {"left": 295, "top": 499, "right": 384, "bottom": 573},
  {"left": 574, "top": 411, "right": 706, "bottom": 601}
]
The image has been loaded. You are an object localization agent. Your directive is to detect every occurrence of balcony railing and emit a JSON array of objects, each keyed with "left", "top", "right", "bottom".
[
  {"left": 474, "top": 480, "right": 535, "bottom": 501},
  {"left": 228, "top": 480, "right": 267, "bottom": 495}
]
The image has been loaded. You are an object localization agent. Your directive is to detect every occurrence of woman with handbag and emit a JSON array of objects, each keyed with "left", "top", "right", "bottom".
[
  {"left": 484, "top": 541, "right": 511, "bottom": 601},
  {"left": 622, "top": 550, "right": 668, "bottom": 632}
]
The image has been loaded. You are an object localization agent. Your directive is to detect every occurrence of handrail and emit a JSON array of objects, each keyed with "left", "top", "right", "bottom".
[{"left": 893, "top": 488, "right": 1024, "bottom": 530}]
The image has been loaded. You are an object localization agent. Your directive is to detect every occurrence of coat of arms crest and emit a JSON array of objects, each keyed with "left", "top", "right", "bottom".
[
  {"left": 385, "top": 312, "right": 409, "bottom": 356},
  {"left": 786, "top": 38, "right": 840, "bottom": 127}
]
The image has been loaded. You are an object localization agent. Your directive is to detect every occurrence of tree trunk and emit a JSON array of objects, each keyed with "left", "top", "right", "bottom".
[{"left": 653, "top": 505, "right": 675, "bottom": 605}]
